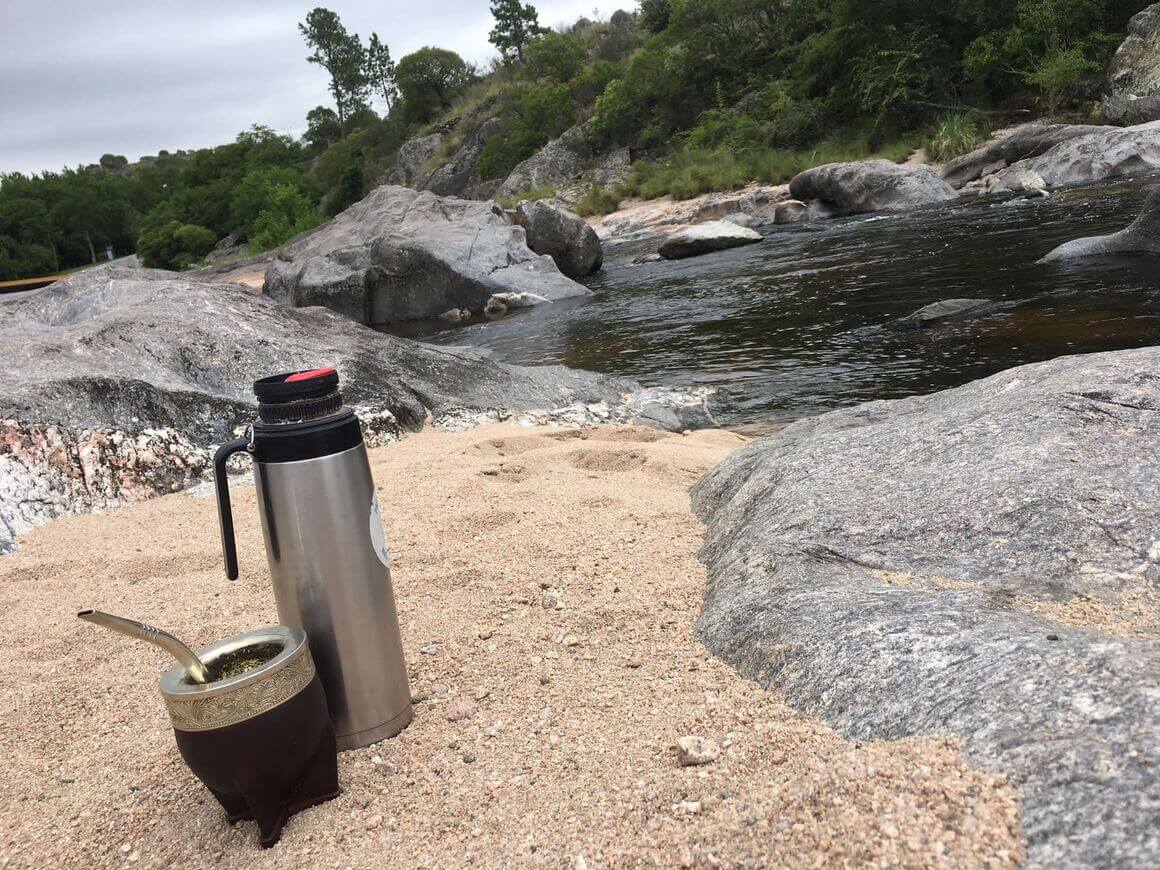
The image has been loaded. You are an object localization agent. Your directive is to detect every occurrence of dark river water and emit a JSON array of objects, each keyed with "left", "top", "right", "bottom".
[{"left": 388, "top": 180, "right": 1160, "bottom": 429}]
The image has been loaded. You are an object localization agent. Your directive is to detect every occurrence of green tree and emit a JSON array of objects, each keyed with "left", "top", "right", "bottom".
[
  {"left": 249, "top": 184, "right": 321, "bottom": 251},
  {"left": 477, "top": 81, "right": 576, "bottom": 180},
  {"left": 305, "top": 106, "right": 343, "bottom": 150},
  {"left": 299, "top": 7, "right": 370, "bottom": 127},
  {"left": 395, "top": 47, "right": 474, "bottom": 123},
  {"left": 489, "top": 0, "right": 546, "bottom": 63},
  {"left": 136, "top": 217, "right": 217, "bottom": 270},
  {"left": 525, "top": 31, "right": 588, "bottom": 82},
  {"left": 365, "top": 32, "right": 398, "bottom": 112}
]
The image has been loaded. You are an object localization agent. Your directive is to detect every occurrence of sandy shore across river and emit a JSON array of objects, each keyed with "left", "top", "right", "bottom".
[{"left": 0, "top": 423, "right": 1022, "bottom": 867}]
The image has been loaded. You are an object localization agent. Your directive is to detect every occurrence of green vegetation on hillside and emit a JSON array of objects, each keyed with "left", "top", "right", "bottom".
[{"left": 0, "top": 0, "right": 1137, "bottom": 279}]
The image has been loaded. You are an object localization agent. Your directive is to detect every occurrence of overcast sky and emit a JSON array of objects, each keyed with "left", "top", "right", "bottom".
[{"left": 1, "top": 0, "right": 628, "bottom": 175}]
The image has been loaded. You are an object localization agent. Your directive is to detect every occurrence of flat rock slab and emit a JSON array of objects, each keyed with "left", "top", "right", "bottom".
[
  {"left": 692, "top": 348, "right": 1160, "bottom": 868},
  {"left": 0, "top": 267, "right": 696, "bottom": 552},
  {"left": 789, "top": 160, "right": 957, "bottom": 216},
  {"left": 265, "top": 185, "right": 589, "bottom": 326},
  {"left": 658, "top": 221, "right": 763, "bottom": 260},
  {"left": 941, "top": 125, "right": 1108, "bottom": 189}
]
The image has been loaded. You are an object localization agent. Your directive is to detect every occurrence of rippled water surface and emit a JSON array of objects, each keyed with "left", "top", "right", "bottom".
[{"left": 390, "top": 181, "right": 1160, "bottom": 428}]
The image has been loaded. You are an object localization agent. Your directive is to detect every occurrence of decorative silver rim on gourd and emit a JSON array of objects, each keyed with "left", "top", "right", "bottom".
[{"left": 159, "top": 625, "right": 315, "bottom": 732}]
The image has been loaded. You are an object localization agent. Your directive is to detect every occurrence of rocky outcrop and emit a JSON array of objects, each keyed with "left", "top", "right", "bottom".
[
  {"left": 941, "top": 124, "right": 1107, "bottom": 188},
  {"left": 515, "top": 199, "right": 603, "bottom": 277},
  {"left": 891, "top": 297, "right": 998, "bottom": 329},
  {"left": 988, "top": 121, "right": 1160, "bottom": 192},
  {"left": 498, "top": 124, "right": 592, "bottom": 199},
  {"left": 691, "top": 348, "right": 1160, "bottom": 868},
  {"left": 0, "top": 268, "right": 708, "bottom": 552},
  {"left": 388, "top": 133, "right": 442, "bottom": 187},
  {"left": 265, "top": 185, "right": 589, "bottom": 325},
  {"left": 1103, "top": 4, "right": 1160, "bottom": 125},
  {"left": 788, "top": 160, "right": 957, "bottom": 216},
  {"left": 658, "top": 221, "right": 763, "bottom": 259},
  {"left": 420, "top": 117, "right": 504, "bottom": 201},
  {"left": 1041, "top": 187, "right": 1160, "bottom": 261}
]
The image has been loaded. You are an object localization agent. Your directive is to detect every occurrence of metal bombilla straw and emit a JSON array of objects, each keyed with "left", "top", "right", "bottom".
[{"left": 77, "top": 609, "right": 210, "bottom": 684}]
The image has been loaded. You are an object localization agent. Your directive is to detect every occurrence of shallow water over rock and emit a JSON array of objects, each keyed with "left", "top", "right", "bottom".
[{"left": 387, "top": 180, "right": 1160, "bottom": 428}]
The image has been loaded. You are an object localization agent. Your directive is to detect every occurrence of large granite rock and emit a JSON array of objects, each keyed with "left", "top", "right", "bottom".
[
  {"left": 1041, "top": 187, "right": 1160, "bottom": 261},
  {"left": 265, "top": 185, "right": 589, "bottom": 325},
  {"left": 516, "top": 199, "right": 602, "bottom": 277},
  {"left": 388, "top": 133, "right": 442, "bottom": 186},
  {"left": 1103, "top": 4, "right": 1160, "bottom": 125},
  {"left": 0, "top": 268, "right": 702, "bottom": 552},
  {"left": 941, "top": 124, "right": 1107, "bottom": 189},
  {"left": 498, "top": 124, "right": 592, "bottom": 199},
  {"left": 989, "top": 121, "right": 1160, "bottom": 192},
  {"left": 658, "top": 221, "right": 762, "bottom": 259},
  {"left": 788, "top": 160, "right": 957, "bottom": 216},
  {"left": 691, "top": 349, "right": 1160, "bottom": 868}
]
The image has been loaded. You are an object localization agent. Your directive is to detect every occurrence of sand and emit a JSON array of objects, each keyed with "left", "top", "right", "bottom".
[{"left": 0, "top": 423, "right": 1022, "bottom": 867}]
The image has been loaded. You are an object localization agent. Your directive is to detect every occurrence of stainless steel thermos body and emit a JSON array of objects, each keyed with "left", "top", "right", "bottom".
[
  {"left": 253, "top": 444, "right": 412, "bottom": 749},
  {"left": 213, "top": 368, "right": 412, "bottom": 750}
]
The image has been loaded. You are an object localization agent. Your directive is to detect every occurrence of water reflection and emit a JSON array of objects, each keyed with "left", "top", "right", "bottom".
[{"left": 383, "top": 181, "right": 1160, "bottom": 426}]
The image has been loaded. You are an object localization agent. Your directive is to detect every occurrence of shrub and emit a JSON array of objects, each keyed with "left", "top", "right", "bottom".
[
  {"left": 923, "top": 112, "right": 985, "bottom": 162},
  {"left": 572, "top": 183, "right": 621, "bottom": 216},
  {"left": 525, "top": 31, "right": 587, "bottom": 83},
  {"left": 1025, "top": 46, "right": 1096, "bottom": 113},
  {"left": 249, "top": 184, "right": 321, "bottom": 251},
  {"left": 137, "top": 218, "right": 217, "bottom": 269},
  {"left": 477, "top": 82, "right": 576, "bottom": 181}
]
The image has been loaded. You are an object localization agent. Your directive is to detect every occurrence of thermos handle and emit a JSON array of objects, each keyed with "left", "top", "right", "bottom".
[{"left": 213, "top": 435, "right": 253, "bottom": 581}]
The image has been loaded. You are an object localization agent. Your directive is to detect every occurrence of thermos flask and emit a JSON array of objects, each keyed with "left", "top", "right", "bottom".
[{"left": 212, "top": 367, "right": 412, "bottom": 750}]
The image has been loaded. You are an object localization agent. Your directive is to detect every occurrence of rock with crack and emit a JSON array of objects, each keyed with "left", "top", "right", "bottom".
[
  {"left": 691, "top": 347, "right": 1160, "bottom": 868},
  {"left": 1041, "top": 187, "right": 1160, "bottom": 261},
  {"left": 658, "top": 222, "right": 763, "bottom": 260},
  {"left": 498, "top": 124, "right": 592, "bottom": 200},
  {"left": 1103, "top": 3, "right": 1160, "bottom": 125},
  {"left": 0, "top": 267, "right": 700, "bottom": 552},
  {"left": 265, "top": 185, "right": 589, "bottom": 325},
  {"left": 516, "top": 199, "right": 602, "bottom": 277},
  {"left": 941, "top": 124, "right": 1108, "bottom": 189},
  {"left": 988, "top": 121, "right": 1160, "bottom": 192},
  {"left": 789, "top": 160, "right": 957, "bottom": 216}
]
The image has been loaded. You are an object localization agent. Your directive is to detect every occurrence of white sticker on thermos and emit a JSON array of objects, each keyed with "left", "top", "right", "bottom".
[{"left": 369, "top": 494, "right": 390, "bottom": 567}]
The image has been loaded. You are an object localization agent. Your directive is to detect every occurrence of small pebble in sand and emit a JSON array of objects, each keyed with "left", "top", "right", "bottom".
[
  {"left": 484, "top": 721, "right": 505, "bottom": 737},
  {"left": 446, "top": 698, "right": 477, "bottom": 721},
  {"left": 563, "top": 635, "right": 580, "bottom": 647},
  {"left": 419, "top": 643, "right": 441, "bottom": 655},
  {"left": 678, "top": 801, "right": 703, "bottom": 815},
  {"left": 676, "top": 736, "right": 721, "bottom": 767},
  {"left": 366, "top": 814, "right": 383, "bottom": 830},
  {"left": 473, "top": 688, "right": 490, "bottom": 701}
]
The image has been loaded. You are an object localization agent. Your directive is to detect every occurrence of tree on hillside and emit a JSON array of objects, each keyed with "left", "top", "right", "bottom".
[
  {"left": 305, "top": 106, "right": 343, "bottom": 150},
  {"left": 489, "top": 0, "right": 546, "bottom": 63},
  {"left": 299, "top": 7, "right": 370, "bottom": 126},
  {"left": 395, "top": 47, "right": 475, "bottom": 123},
  {"left": 365, "top": 32, "right": 398, "bottom": 112}
]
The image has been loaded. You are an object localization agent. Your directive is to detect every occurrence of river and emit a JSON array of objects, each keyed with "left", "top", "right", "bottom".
[{"left": 387, "top": 180, "right": 1160, "bottom": 429}]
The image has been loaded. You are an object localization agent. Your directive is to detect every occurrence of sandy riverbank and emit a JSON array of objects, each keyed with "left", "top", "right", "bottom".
[{"left": 0, "top": 423, "right": 1021, "bottom": 867}]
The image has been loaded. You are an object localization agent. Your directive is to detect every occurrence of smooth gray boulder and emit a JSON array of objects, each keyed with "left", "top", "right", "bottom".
[
  {"left": 989, "top": 121, "right": 1160, "bottom": 192},
  {"left": 658, "top": 221, "right": 762, "bottom": 260},
  {"left": 516, "top": 199, "right": 603, "bottom": 277},
  {"left": 788, "top": 160, "right": 957, "bottom": 216},
  {"left": 691, "top": 348, "right": 1160, "bottom": 868},
  {"left": 891, "top": 297, "right": 997, "bottom": 329},
  {"left": 265, "top": 185, "right": 589, "bottom": 325},
  {"left": 1103, "top": 4, "right": 1160, "bottom": 125},
  {"left": 0, "top": 268, "right": 706, "bottom": 553},
  {"left": 498, "top": 124, "right": 591, "bottom": 199},
  {"left": 1041, "top": 187, "right": 1160, "bottom": 261},
  {"left": 941, "top": 124, "right": 1107, "bottom": 188}
]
